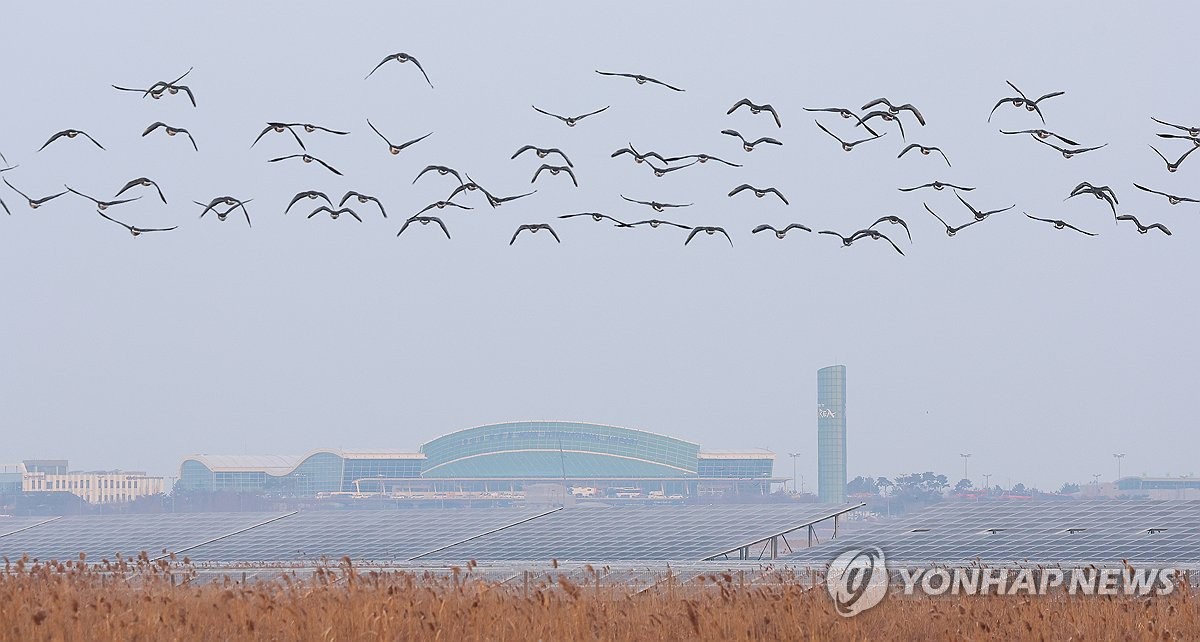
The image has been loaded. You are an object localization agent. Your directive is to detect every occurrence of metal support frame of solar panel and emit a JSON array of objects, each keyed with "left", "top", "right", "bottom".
[
  {"left": 415, "top": 503, "right": 861, "bottom": 562},
  {"left": 181, "top": 508, "right": 557, "bottom": 564},
  {"left": 783, "top": 500, "right": 1200, "bottom": 569},
  {"left": 0, "top": 512, "right": 292, "bottom": 563},
  {"left": 0, "top": 516, "right": 61, "bottom": 538}
]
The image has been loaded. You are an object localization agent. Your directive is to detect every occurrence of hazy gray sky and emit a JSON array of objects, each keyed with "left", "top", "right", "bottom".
[{"left": 0, "top": 1, "right": 1194, "bottom": 490}]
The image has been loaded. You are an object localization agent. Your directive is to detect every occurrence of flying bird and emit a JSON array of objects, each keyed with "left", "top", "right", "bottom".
[
  {"left": 721, "top": 129, "right": 782, "bottom": 152},
  {"left": 594, "top": 70, "right": 684, "bottom": 92},
  {"left": 802, "top": 107, "right": 879, "bottom": 135},
  {"left": 955, "top": 192, "right": 1015, "bottom": 221},
  {"left": 417, "top": 200, "right": 473, "bottom": 215},
  {"left": 196, "top": 196, "right": 253, "bottom": 227},
  {"left": 1000, "top": 129, "right": 1079, "bottom": 146},
  {"left": 1132, "top": 183, "right": 1198, "bottom": 205},
  {"left": 113, "top": 67, "right": 195, "bottom": 105},
  {"left": 861, "top": 98, "right": 926, "bottom": 125},
  {"left": 532, "top": 164, "right": 578, "bottom": 187},
  {"left": 396, "top": 214, "right": 451, "bottom": 239},
  {"left": 661, "top": 152, "right": 741, "bottom": 167},
  {"left": 510, "top": 223, "right": 561, "bottom": 245},
  {"left": 1156, "top": 132, "right": 1200, "bottom": 146},
  {"left": 114, "top": 177, "right": 167, "bottom": 204},
  {"left": 413, "top": 165, "right": 463, "bottom": 185},
  {"left": 1025, "top": 213, "right": 1096, "bottom": 236},
  {"left": 365, "top": 52, "right": 433, "bottom": 87},
  {"left": 899, "top": 181, "right": 974, "bottom": 192},
  {"left": 367, "top": 119, "right": 432, "bottom": 155},
  {"left": 1115, "top": 214, "right": 1172, "bottom": 235},
  {"left": 868, "top": 216, "right": 912, "bottom": 242},
  {"left": 308, "top": 206, "right": 361, "bottom": 222},
  {"left": 814, "top": 120, "right": 884, "bottom": 151},
  {"left": 339, "top": 191, "right": 386, "bottom": 218},
  {"left": 818, "top": 229, "right": 904, "bottom": 254},
  {"left": 858, "top": 110, "right": 906, "bottom": 140},
  {"left": 1149, "top": 144, "right": 1196, "bottom": 173},
  {"left": 988, "top": 81, "right": 1064, "bottom": 124},
  {"left": 3, "top": 178, "right": 68, "bottom": 209},
  {"left": 38, "top": 129, "right": 105, "bottom": 152},
  {"left": 898, "top": 143, "right": 951, "bottom": 167},
  {"left": 1151, "top": 117, "right": 1200, "bottom": 139},
  {"left": 532, "top": 105, "right": 610, "bottom": 127},
  {"left": 684, "top": 226, "right": 733, "bottom": 247},
  {"left": 65, "top": 186, "right": 141, "bottom": 210},
  {"left": 558, "top": 212, "right": 633, "bottom": 227},
  {"left": 925, "top": 203, "right": 982, "bottom": 237},
  {"left": 1033, "top": 137, "right": 1107, "bottom": 159},
  {"left": 484, "top": 188, "right": 536, "bottom": 208},
  {"left": 627, "top": 219, "right": 691, "bottom": 229},
  {"left": 97, "top": 211, "right": 177, "bottom": 237},
  {"left": 142, "top": 122, "right": 198, "bottom": 151},
  {"left": 752, "top": 223, "right": 811, "bottom": 238},
  {"left": 728, "top": 99, "right": 781, "bottom": 127},
  {"left": 512, "top": 145, "right": 573, "bottom": 167},
  {"left": 729, "top": 184, "right": 788, "bottom": 205},
  {"left": 611, "top": 144, "right": 668, "bottom": 165},
  {"left": 1067, "top": 182, "right": 1117, "bottom": 214},
  {"left": 251, "top": 123, "right": 306, "bottom": 149},
  {"left": 644, "top": 160, "right": 698, "bottom": 177},
  {"left": 268, "top": 154, "right": 342, "bottom": 176},
  {"left": 621, "top": 195, "right": 692, "bottom": 212},
  {"left": 285, "top": 190, "right": 333, "bottom": 214}
]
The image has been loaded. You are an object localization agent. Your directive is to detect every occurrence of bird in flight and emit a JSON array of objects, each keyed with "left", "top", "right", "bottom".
[
  {"left": 65, "top": 186, "right": 141, "bottom": 211},
  {"left": 397, "top": 214, "right": 451, "bottom": 239},
  {"left": 1132, "top": 183, "right": 1197, "bottom": 205},
  {"left": 898, "top": 143, "right": 951, "bottom": 167},
  {"left": 752, "top": 223, "right": 811, "bottom": 239},
  {"left": 803, "top": 107, "right": 879, "bottom": 135},
  {"left": 1151, "top": 117, "right": 1200, "bottom": 139},
  {"left": 1025, "top": 213, "right": 1096, "bottom": 236},
  {"left": 988, "top": 81, "right": 1064, "bottom": 124},
  {"left": 367, "top": 119, "right": 432, "bottom": 155},
  {"left": 1156, "top": 132, "right": 1200, "bottom": 146},
  {"left": 644, "top": 160, "right": 699, "bottom": 178},
  {"left": 685, "top": 226, "right": 733, "bottom": 247},
  {"left": 483, "top": 187, "right": 536, "bottom": 208},
  {"left": 955, "top": 192, "right": 1015, "bottom": 221},
  {"left": 818, "top": 229, "right": 904, "bottom": 254},
  {"left": 250, "top": 122, "right": 349, "bottom": 150},
  {"left": 285, "top": 190, "right": 333, "bottom": 214},
  {"left": 97, "top": 211, "right": 177, "bottom": 237},
  {"left": 1033, "top": 137, "right": 1107, "bottom": 159},
  {"left": 1000, "top": 129, "right": 1078, "bottom": 146},
  {"left": 627, "top": 219, "right": 691, "bottom": 230},
  {"left": 196, "top": 196, "right": 253, "bottom": 227},
  {"left": 925, "top": 203, "right": 982, "bottom": 237},
  {"left": 340, "top": 191, "right": 387, "bottom": 218},
  {"left": 142, "top": 122, "right": 198, "bottom": 151},
  {"left": 868, "top": 215, "right": 912, "bottom": 242},
  {"left": 862, "top": 98, "right": 926, "bottom": 125},
  {"left": 512, "top": 145, "right": 573, "bottom": 167},
  {"left": 594, "top": 70, "right": 684, "bottom": 92},
  {"left": 308, "top": 206, "right": 362, "bottom": 222},
  {"left": 114, "top": 177, "right": 167, "bottom": 204},
  {"left": 814, "top": 120, "right": 883, "bottom": 151},
  {"left": 417, "top": 200, "right": 473, "bottom": 215},
  {"left": 268, "top": 154, "right": 343, "bottom": 176},
  {"left": 532, "top": 164, "right": 578, "bottom": 187},
  {"left": 414, "top": 165, "right": 463, "bottom": 185},
  {"left": 661, "top": 152, "right": 741, "bottom": 167},
  {"left": 532, "top": 105, "right": 610, "bottom": 127},
  {"left": 1149, "top": 144, "right": 1196, "bottom": 173},
  {"left": 365, "top": 52, "right": 433, "bottom": 87},
  {"left": 729, "top": 184, "right": 788, "bottom": 205},
  {"left": 1067, "top": 182, "right": 1117, "bottom": 214},
  {"left": 728, "top": 99, "right": 782, "bottom": 127},
  {"left": 113, "top": 67, "right": 196, "bottom": 105},
  {"left": 1115, "top": 214, "right": 1171, "bottom": 235},
  {"left": 858, "top": 110, "right": 906, "bottom": 140},
  {"left": 510, "top": 223, "right": 561, "bottom": 245},
  {"left": 715, "top": 129, "right": 782, "bottom": 151},
  {"left": 3, "top": 178, "right": 68, "bottom": 209},
  {"left": 611, "top": 144, "right": 669, "bottom": 165},
  {"left": 621, "top": 195, "right": 692, "bottom": 212},
  {"left": 558, "top": 212, "right": 633, "bottom": 227},
  {"left": 38, "top": 129, "right": 104, "bottom": 152},
  {"left": 899, "top": 181, "right": 973, "bottom": 192}
]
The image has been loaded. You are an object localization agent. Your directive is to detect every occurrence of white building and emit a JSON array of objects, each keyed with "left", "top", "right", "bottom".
[{"left": 21, "top": 460, "right": 164, "bottom": 504}]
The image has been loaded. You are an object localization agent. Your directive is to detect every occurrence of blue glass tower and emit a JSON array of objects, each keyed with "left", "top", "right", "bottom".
[{"left": 817, "top": 365, "right": 847, "bottom": 503}]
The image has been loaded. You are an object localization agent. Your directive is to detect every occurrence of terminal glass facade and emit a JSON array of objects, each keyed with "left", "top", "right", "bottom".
[{"left": 817, "top": 365, "right": 847, "bottom": 504}]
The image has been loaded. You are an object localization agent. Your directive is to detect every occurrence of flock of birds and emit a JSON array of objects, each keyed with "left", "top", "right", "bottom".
[{"left": 0, "top": 59, "right": 1192, "bottom": 252}]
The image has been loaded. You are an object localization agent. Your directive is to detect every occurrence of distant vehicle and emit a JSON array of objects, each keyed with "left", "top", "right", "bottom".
[
  {"left": 570, "top": 486, "right": 599, "bottom": 497},
  {"left": 648, "top": 491, "right": 666, "bottom": 499}
]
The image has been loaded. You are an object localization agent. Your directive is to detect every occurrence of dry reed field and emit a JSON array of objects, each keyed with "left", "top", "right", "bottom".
[{"left": 1, "top": 555, "right": 1196, "bottom": 641}]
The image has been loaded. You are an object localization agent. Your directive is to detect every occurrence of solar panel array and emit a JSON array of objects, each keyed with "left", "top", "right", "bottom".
[
  {"left": 0, "top": 504, "right": 851, "bottom": 564},
  {"left": 416, "top": 504, "right": 853, "bottom": 561},
  {"left": 785, "top": 500, "right": 1200, "bottom": 567}
]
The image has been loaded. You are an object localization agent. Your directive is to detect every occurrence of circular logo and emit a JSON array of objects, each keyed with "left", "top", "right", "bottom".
[{"left": 826, "top": 547, "right": 888, "bottom": 617}]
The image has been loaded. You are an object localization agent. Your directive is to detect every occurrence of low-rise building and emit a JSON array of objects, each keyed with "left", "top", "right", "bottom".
[{"left": 21, "top": 460, "right": 164, "bottom": 504}]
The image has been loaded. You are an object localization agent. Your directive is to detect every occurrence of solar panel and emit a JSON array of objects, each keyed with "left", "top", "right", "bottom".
[
  {"left": 784, "top": 500, "right": 1200, "bottom": 568},
  {"left": 183, "top": 508, "right": 552, "bottom": 563},
  {"left": 0, "top": 516, "right": 59, "bottom": 538},
  {"left": 418, "top": 504, "right": 855, "bottom": 562},
  {"left": 0, "top": 512, "right": 291, "bottom": 562}
]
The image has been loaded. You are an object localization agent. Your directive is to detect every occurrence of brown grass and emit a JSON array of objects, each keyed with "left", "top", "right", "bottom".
[{"left": 0, "top": 554, "right": 1195, "bottom": 641}]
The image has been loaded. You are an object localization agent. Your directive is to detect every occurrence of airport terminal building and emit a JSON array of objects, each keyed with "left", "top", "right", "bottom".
[{"left": 178, "top": 421, "right": 779, "bottom": 499}]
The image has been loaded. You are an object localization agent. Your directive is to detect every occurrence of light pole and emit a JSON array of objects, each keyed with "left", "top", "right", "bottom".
[
  {"left": 960, "top": 453, "right": 972, "bottom": 485},
  {"left": 1112, "top": 453, "right": 1125, "bottom": 480},
  {"left": 1092, "top": 473, "right": 1101, "bottom": 488},
  {"left": 982, "top": 473, "right": 991, "bottom": 493},
  {"left": 788, "top": 452, "right": 802, "bottom": 494}
]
